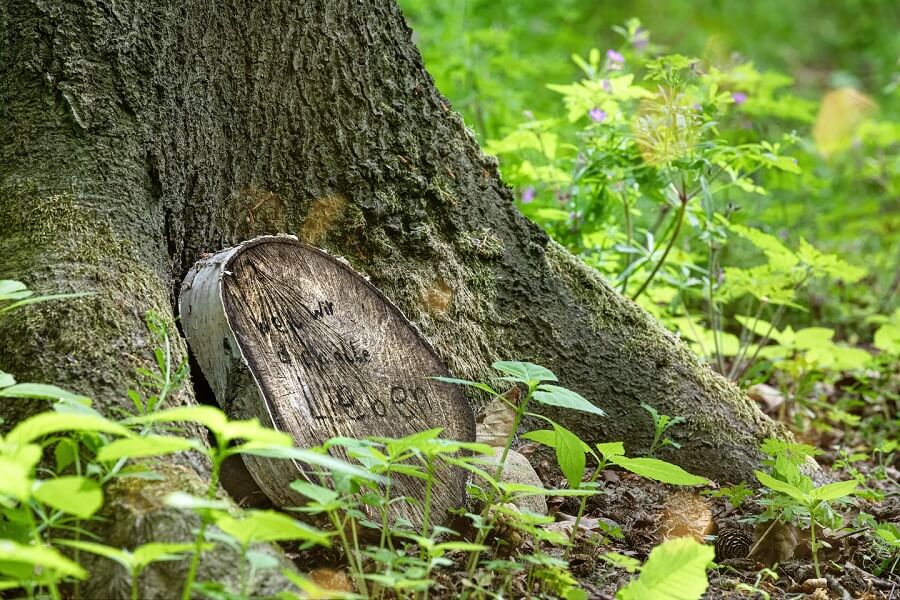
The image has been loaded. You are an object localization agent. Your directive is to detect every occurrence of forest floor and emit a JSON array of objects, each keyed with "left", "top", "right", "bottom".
[{"left": 293, "top": 378, "right": 899, "bottom": 599}]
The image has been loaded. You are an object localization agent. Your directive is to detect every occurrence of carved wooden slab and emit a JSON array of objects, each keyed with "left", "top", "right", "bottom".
[{"left": 179, "top": 236, "right": 474, "bottom": 525}]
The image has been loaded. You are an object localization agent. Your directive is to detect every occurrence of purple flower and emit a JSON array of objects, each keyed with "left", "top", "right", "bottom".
[
  {"left": 520, "top": 186, "right": 535, "bottom": 203},
  {"left": 632, "top": 27, "right": 649, "bottom": 50},
  {"left": 606, "top": 49, "right": 625, "bottom": 64},
  {"left": 589, "top": 108, "right": 607, "bottom": 123},
  {"left": 601, "top": 79, "right": 613, "bottom": 93},
  {"left": 732, "top": 91, "right": 748, "bottom": 105}
]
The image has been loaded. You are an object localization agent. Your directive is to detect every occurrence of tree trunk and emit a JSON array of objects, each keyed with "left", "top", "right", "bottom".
[{"left": 0, "top": 0, "right": 786, "bottom": 596}]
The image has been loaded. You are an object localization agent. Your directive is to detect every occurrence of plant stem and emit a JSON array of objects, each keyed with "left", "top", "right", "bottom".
[
  {"left": 632, "top": 196, "right": 688, "bottom": 301},
  {"left": 619, "top": 195, "right": 634, "bottom": 294},
  {"left": 566, "top": 465, "right": 602, "bottom": 556},
  {"left": 494, "top": 391, "right": 531, "bottom": 482},
  {"left": 181, "top": 456, "right": 221, "bottom": 600},
  {"left": 810, "top": 516, "right": 820, "bottom": 579},
  {"left": 131, "top": 571, "right": 140, "bottom": 600},
  {"left": 421, "top": 460, "right": 435, "bottom": 537}
]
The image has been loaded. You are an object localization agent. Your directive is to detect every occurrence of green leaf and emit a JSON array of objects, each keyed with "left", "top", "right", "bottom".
[
  {"left": 0, "top": 280, "right": 28, "bottom": 299},
  {"left": 57, "top": 540, "right": 198, "bottom": 573},
  {"left": 491, "top": 361, "right": 557, "bottom": 385},
  {"left": 234, "top": 446, "right": 383, "bottom": 482},
  {"left": 616, "top": 537, "right": 714, "bottom": 600},
  {"left": 288, "top": 480, "right": 339, "bottom": 505},
  {"left": 54, "top": 540, "right": 130, "bottom": 572},
  {"left": 754, "top": 470, "right": 808, "bottom": 502},
  {"left": 0, "top": 456, "right": 36, "bottom": 500},
  {"left": 164, "top": 492, "right": 231, "bottom": 511},
  {"left": 430, "top": 377, "right": 499, "bottom": 396},
  {"left": 554, "top": 424, "right": 586, "bottom": 489},
  {"left": 0, "top": 383, "right": 91, "bottom": 405},
  {"left": 810, "top": 479, "right": 857, "bottom": 502},
  {"left": 611, "top": 457, "right": 709, "bottom": 486},
  {"left": 96, "top": 436, "right": 201, "bottom": 462},
  {"left": 124, "top": 405, "right": 228, "bottom": 434},
  {"left": 521, "top": 429, "right": 557, "bottom": 447},
  {"left": 596, "top": 442, "right": 626, "bottom": 459},
  {"left": 533, "top": 385, "right": 605, "bottom": 416},
  {"left": 0, "top": 540, "right": 87, "bottom": 579},
  {"left": 7, "top": 413, "right": 130, "bottom": 445},
  {"left": 0, "top": 371, "right": 15, "bottom": 388},
  {"left": 32, "top": 476, "right": 103, "bottom": 519},
  {"left": 214, "top": 510, "right": 330, "bottom": 547}
]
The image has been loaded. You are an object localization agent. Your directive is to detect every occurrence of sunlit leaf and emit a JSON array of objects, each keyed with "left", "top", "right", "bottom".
[
  {"left": 611, "top": 457, "right": 709, "bottom": 486},
  {"left": 32, "top": 476, "right": 103, "bottom": 519},
  {"left": 96, "top": 436, "right": 201, "bottom": 462},
  {"left": 533, "top": 385, "right": 604, "bottom": 416},
  {"left": 616, "top": 537, "right": 714, "bottom": 600}
]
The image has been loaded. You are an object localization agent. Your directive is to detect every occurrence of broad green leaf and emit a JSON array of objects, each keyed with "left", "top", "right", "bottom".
[
  {"left": 96, "top": 436, "right": 201, "bottom": 462},
  {"left": 234, "top": 446, "right": 383, "bottom": 482},
  {"left": 58, "top": 540, "right": 198, "bottom": 572},
  {"left": 501, "top": 482, "right": 595, "bottom": 497},
  {"left": 219, "top": 420, "right": 293, "bottom": 446},
  {"left": 522, "top": 427, "right": 592, "bottom": 453},
  {"left": 125, "top": 405, "right": 228, "bottom": 433},
  {"left": 164, "top": 492, "right": 230, "bottom": 511},
  {"left": 596, "top": 441, "right": 626, "bottom": 459},
  {"left": 0, "top": 383, "right": 90, "bottom": 405},
  {"left": 810, "top": 479, "right": 857, "bottom": 502},
  {"left": 611, "top": 457, "right": 709, "bottom": 486},
  {"left": 491, "top": 361, "right": 557, "bottom": 385},
  {"left": 793, "top": 327, "right": 835, "bottom": 349},
  {"left": 617, "top": 537, "right": 714, "bottom": 600},
  {"left": 599, "top": 552, "right": 642, "bottom": 573},
  {"left": 7, "top": 413, "right": 130, "bottom": 445},
  {"left": 432, "top": 541, "right": 489, "bottom": 554},
  {"left": 122, "top": 542, "right": 199, "bottom": 568},
  {"left": 0, "top": 280, "right": 28, "bottom": 298},
  {"left": 554, "top": 424, "right": 586, "bottom": 489},
  {"left": 533, "top": 385, "right": 605, "bottom": 416},
  {"left": 430, "top": 377, "right": 499, "bottom": 396},
  {"left": 0, "top": 540, "right": 87, "bottom": 579},
  {"left": 874, "top": 523, "right": 900, "bottom": 547},
  {"left": 0, "top": 372, "right": 15, "bottom": 388},
  {"left": 54, "top": 540, "right": 130, "bottom": 571},
  {"left": 521, "top": 429, "right": 557, "bottom": 447},
  {"left": 0, "top": 456, "right": 35, "bottom": 500},
  {"left": 214, "top": 510, "right": 330, "bottom": 547},
  {"left": 32, "top": 476, "right": 103, "bottom": 519},
  {"left": 873, "top": 322, "right": 900, "bottom": 354},
  {"left": 288, "top": 480, "right": 339, "bottom": 505},
  {"left": 754, "top": 470, "right": 807, "bottom": 502}
]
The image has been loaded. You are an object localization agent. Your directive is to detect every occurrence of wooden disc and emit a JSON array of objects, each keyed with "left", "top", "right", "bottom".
[{"left": 180, "top": 236, "right": 474, "bottom": 525}]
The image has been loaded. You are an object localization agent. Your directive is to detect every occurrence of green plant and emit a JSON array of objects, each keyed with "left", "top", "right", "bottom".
[
  {"left": 616, "top": 536, "right": 715, "bottom": 600},
  {"left": 703, "top": 483, "right": 754, "bottom": 510},
  {"left": 753, "top": 438, "right": 858, "bottom": 578},
  {"left": 641, "top": 403, "right": 685, "bottom": 454},
  {"left": 732, "top": 567, "right": 778, "bottom": 600}
]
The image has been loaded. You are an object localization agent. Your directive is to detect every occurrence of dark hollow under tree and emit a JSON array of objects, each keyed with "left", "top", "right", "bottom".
[{"left": 0, "top": 0, "right": 786, "bottom": 596}]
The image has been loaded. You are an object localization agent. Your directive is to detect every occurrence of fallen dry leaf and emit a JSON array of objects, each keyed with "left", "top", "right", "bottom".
[
  {"left": 308, "top": 568, "right": 353, "bottom": 593},
  {"left": 747, "top": 383, "right": 785, "bottom": 413},
  {"left": 476, "top": 386, "right": 520, "bottom": 447},
  {"left": 658, "top": 490, "right": 713, "bottom": 543}
]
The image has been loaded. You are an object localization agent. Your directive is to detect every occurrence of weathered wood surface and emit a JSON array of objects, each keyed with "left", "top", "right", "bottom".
[{"left": 180, "top": 236, "right": 474, "bottom": 524}]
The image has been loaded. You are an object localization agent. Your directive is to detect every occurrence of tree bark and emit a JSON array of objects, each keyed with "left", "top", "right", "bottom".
[{"left": 0, "top": 0, "right": 786, "bottom": 596}]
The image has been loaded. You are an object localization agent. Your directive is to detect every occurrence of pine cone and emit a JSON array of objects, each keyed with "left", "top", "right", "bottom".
[{"left": 715, "top": 526, "right": 752, "bottom": 560}]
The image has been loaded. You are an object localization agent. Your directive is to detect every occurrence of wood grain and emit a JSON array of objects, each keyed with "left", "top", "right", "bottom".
[{"left": 180, "top": 236, "right": 474, "bottom": 525}]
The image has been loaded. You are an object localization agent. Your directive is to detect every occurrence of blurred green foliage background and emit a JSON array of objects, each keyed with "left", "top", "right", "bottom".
[{"left": 398, "top": 0, "right": 899, "bottom": 404}]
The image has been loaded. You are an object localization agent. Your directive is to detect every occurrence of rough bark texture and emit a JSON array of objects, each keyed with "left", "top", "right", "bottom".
[{"left": 0, "top": 0, "right": 785, "bottom": 596}]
